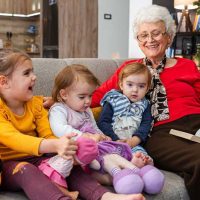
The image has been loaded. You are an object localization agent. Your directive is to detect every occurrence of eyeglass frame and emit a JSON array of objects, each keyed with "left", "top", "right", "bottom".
[{"left": 136, "top": 30, "right": 167, "bottom": 43}]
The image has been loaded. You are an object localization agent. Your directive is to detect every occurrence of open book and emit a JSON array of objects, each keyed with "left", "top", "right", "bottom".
[{"left": 169, "top": 129, "right": 200, "bottom": 143}]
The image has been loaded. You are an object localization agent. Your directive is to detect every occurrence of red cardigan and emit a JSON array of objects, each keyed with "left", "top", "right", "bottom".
[{"left": 91, "top": 58, "right": 200, "bottom": 126}]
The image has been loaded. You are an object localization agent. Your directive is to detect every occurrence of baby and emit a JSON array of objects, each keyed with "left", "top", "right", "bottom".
[{"left": 39, "top": 64, "right": 164, "bottom": 195}]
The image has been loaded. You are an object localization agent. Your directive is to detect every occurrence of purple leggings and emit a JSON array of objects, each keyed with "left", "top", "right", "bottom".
[{"left": 1, "top": 155, "right": 109, "bottom": 200}]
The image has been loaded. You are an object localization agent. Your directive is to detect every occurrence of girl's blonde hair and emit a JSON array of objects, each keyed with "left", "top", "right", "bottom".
[
  {"left": 0, "top": 49, "right": 31, "bottom": 77},
  {"left": 52, "top": 64, "right": 100, "bottom": 102},
  {"left": 118, "top": 62, "right": 152, "bottom": 90}
]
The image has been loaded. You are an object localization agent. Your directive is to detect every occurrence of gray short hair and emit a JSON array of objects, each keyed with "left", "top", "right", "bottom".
[{"left": 133, "top": 4, "right": 176, "bottom": 43}]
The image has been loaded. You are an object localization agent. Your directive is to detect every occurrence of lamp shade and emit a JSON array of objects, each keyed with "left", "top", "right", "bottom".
[{"left": 174, "top": 0, "right": 198, "bottom": 10}]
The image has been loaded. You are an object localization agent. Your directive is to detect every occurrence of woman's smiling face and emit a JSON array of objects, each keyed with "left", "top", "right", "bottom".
[{"left": 137, "top": 21, "right": 171, "bottom": 61}]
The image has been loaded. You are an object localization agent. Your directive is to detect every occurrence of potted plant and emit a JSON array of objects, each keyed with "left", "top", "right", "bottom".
[
  {"left": 194, "top": 43, "right": 200, "bottom": 70},
  {"left": 193, "top": 1, "right": 200, "bottom": 15}
]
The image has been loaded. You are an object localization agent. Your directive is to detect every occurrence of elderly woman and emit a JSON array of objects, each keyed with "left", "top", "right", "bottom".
[{"left": 91, "top": 4, "right": 200, "bottom": 200}]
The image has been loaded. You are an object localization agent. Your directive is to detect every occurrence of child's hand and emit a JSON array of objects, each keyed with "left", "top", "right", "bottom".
[
  {"left": 126, "top": 136, "right": 141, "bottom": 148},
  {"left": 82, "top": 133, "right": 101, "bottom": 142},
  {"left": 99, "top": 134, "right": 111, "bottom": 141},
  {"left": 56, "top": 133, "right": 78, "bottom": 160},
  {"left": 117, "top": 139, "right": 127, "bottom": 143},
  {"left": 126, "top": 138, "right": 135, "bottom": 147},
  {"left": 43, "top": 96, "right": 54, "bottom": 109}
]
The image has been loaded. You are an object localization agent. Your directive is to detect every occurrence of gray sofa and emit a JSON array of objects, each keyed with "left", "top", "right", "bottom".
[{"left": 0, "top": 58, "right": 190, "bottom": 200}]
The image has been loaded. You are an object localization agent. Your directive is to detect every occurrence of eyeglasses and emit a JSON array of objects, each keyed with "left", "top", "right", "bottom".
[{"left": 137, "top": 31, "right": 167, "bottom": 42}]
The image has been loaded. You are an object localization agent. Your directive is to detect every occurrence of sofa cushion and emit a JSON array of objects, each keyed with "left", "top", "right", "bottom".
[
  {"left": 32, "top": 58, "right": 67, "bottom": 97},
  {"left": 92, "top": 107, "right": 102, "bottom": 121},
  {"left": 32, "top": 58, "right": 124, "bottom": 97},
  {"left": 63, "top": 58, "right": 123, "bottom": 83}
]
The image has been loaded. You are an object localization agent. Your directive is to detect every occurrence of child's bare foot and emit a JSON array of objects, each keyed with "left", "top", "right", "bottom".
[
  {"left": 144, "top": 155, "right": 154, "bottom": 166},
  {"left": 131, "top": 152, "right": 153, "bottom": 168},
  {"left": 55, "top": 184, "right": 79, "bottom": 199},
  {"left": 131, "top": 152, "right": 145, "bottom": 168},
  {"left": 101, "top": 192, "right": 145, "bottom": 200},
  {"left": 65, "top": 190, "right": 79, "bottom": 200}
]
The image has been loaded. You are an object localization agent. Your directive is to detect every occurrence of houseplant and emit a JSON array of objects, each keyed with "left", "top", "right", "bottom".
[
  {"left": 194, "top": 43, "right": 200, "bottom": 70},
  {"left": 193, "top": 1, "right": 200, "bottom": 14}
]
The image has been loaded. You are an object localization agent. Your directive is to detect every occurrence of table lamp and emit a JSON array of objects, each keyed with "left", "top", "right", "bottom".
[{"left": 174, "top": 0, "right": 197, "bottom": 32}]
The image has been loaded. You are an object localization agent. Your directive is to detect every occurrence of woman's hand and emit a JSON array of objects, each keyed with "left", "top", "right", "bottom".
[{"left": 43, "top": 96, "right": 54, "bottom": 109}]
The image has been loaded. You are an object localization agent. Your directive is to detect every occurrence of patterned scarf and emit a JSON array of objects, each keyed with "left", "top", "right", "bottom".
[{"left": 144, "top": 55, "right": 169, "bottom": 122}]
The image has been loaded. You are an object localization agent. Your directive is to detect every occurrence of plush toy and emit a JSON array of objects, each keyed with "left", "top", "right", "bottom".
[
  {"left": 113, "top": 168, "right": 144, "bottom": 194},
  {"left": 139, "top": 165, "right": 165, "bottom": 194},
  {"left": 112, "top": 165, "right": 165, "bottom": 195},
  {"left": 77, "top": 137, "right": 165, "bottom": 195},
  {"left": 79, "top": 122, "right": 165, "bottom": 194},
  {"left": 75, "top": 137, "right": 99, "bottom": 165}
]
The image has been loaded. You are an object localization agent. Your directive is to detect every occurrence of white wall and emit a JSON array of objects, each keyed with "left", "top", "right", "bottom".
[
  {"left": 129, "top": 0, "right": 152, "bottom": 58},
  {"left": 98, "top": 0, "right": 152, "bottom": 59},
  {"left": 98, "top": 0, "right": 129, "bottom": 59}
]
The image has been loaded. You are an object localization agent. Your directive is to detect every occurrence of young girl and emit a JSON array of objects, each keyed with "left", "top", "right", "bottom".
[
  {"left": 39, "top": 134, "right": 99, "bottom": 199},
  {"left": 40, "top": 64, "right": 164, "bottom": 195},
  {"left": 98, "top": 62, "right": 157, "bottom": 170},
  {"left": 0, "top": 50, "right": 145, "bottom": 200}
]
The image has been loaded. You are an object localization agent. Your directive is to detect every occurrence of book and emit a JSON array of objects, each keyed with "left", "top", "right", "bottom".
[
  {"left": 193, "top": 15, "right": 198, "bottom": 31},
  {"left": 194, "top": 15, "right": 200, "bottom": 31},
  {"left": 170, "top": 129, "right": 200, "bottom": 143},
  {"left": 197, "top": 16, "right": 200, "bottom": 31}
]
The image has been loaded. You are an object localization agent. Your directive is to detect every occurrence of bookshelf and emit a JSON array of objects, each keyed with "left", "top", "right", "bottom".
[{"left": 174, "top": 32, "right": 200, "bottom": 59}]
